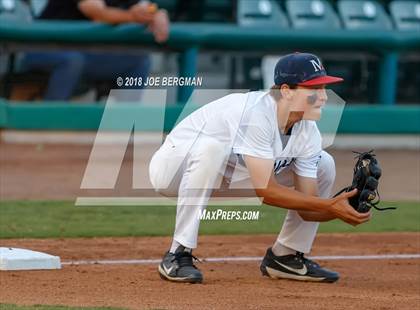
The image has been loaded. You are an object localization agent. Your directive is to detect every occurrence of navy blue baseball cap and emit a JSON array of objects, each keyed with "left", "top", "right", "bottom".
[{"left": 274, "top": 52, "right": 343, "bottom": 86}]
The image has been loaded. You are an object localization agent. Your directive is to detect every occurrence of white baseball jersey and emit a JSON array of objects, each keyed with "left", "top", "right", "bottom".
[{"left": 166, "top": 91, "right": 322, "bottom": 179}]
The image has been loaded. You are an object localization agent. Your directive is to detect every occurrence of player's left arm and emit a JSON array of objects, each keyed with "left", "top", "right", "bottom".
[{"left": 294, "top": 174, "right": 336, "bottom": 222}]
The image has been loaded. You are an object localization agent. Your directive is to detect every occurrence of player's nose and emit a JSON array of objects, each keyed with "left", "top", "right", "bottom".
[{"left": 317, "top": 88, "right": 328, "bottom": 102}]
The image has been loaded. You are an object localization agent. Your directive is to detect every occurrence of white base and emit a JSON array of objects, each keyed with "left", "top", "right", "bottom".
[{"left": 0, "top": 247, "right": 61, "bottom": 271}]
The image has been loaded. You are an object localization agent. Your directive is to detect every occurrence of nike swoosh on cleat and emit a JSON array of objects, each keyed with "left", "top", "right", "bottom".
[
  {"left": 163, "top": 264, "right": 175, "bottom": 275},
  {"left": 274, "top": 260, "right": 308, "bottom": 276}
]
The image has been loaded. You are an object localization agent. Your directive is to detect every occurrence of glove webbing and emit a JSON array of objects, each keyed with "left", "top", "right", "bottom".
[{"left": 334, "top": 150, "right": 396, "bottom": 212}]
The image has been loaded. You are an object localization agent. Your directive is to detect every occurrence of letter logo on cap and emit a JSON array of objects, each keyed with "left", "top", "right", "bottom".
[{"left": 310, "top": 58, "right": 324, "bottom": 72}]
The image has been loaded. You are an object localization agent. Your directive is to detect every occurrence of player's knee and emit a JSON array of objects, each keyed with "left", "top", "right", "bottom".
[
  {"left": 149, "top": 152, "right": 174, "bottom": 192},
  {"left": 318, "top": 151, "right": 336, "bottom": 185},
  {"left": 149, "top": 154, "right": 163, "bottom": 190}
]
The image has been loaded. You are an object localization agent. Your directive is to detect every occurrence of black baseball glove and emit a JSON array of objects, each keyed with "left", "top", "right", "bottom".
[{"left": 334, "top": 150, "right": 396, "bottom": 213}]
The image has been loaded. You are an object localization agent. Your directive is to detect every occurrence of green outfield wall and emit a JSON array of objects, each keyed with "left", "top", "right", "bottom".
[{"left": 0, "top": 101, "right": 419, "bottom": 134}]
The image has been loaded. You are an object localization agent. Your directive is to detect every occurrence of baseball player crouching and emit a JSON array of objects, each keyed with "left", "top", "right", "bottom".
[{"left": 149, "top": 52, "right": 371, "bottom": 284}]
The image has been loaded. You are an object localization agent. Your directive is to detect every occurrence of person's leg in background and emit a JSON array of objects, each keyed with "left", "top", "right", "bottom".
[
  {"left": 83, "top": 52, "right": 151, "bottom": 89},
  {"left": 21, "top": 51, "right": 85, "bottom": 100},
  {"left": 260, "top": 151, "right": 340, "bottom": 282}
]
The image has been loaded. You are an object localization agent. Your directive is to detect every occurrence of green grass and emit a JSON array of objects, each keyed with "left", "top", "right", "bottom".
[
  {"left": 0, "top": 200, "right": 418, "bottom": 239},
  {"left": 0, "top": 305, "right": 127, "bottom": 310}
]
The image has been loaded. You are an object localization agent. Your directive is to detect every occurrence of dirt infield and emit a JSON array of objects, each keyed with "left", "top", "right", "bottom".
[
  {"left": 0, "top": 233, "right": 419, "bottom": 310},
  {"left": 1, "top": 142, "right": 419, "bottom": 201},
  {"left": 1, "top": 142, "right": 419, "bottom": 309}
]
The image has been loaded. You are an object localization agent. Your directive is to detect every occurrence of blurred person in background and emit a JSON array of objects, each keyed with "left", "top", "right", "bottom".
[{"left": 21, "top": 0, "right": 169, "bottom": 100}]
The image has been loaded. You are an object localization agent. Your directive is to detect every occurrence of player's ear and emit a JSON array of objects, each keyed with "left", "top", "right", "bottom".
[{"left": 280, "top": 84, "right": 294, "bottom": 100}]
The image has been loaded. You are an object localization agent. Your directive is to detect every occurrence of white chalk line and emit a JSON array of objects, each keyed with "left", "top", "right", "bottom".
[{"left": 62, "top": 254, "right": 420, "bottom": 266}]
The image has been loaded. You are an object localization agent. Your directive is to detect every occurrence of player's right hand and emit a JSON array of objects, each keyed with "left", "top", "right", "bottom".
[{"left": 329, "top": 189, "right": 371, "bottom": 226}]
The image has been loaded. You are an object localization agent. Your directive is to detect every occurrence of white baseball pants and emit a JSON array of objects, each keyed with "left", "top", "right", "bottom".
[{"left": 149, "top": 137, "right": 335, "bottom": 253}]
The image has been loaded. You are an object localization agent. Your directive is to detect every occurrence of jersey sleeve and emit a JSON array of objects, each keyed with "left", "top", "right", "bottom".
[
  {"left": 292, "top": 152, "right": 322, "bottom": 178},
  {"left": 232, "top": 111, "right": 274, "bottom": 159},
  {"left": 292, "top": 121, "right": 323, "bottom": 178}
]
